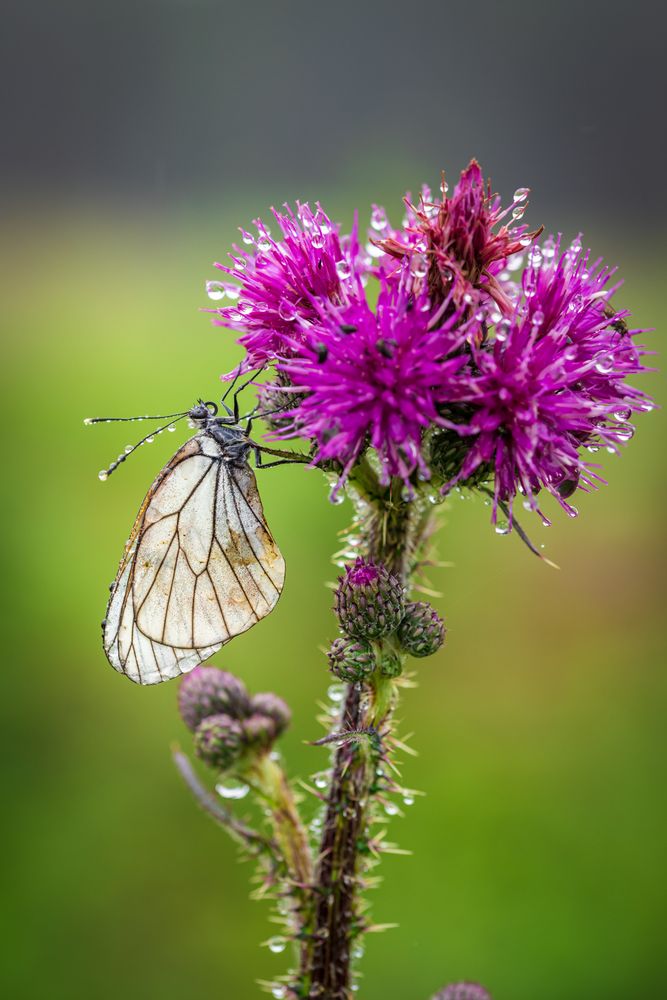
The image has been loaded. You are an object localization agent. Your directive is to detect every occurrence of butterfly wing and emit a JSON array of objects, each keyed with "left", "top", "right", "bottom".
[{"left": 103, "top": 434, "right": 285, "bottom": 684}]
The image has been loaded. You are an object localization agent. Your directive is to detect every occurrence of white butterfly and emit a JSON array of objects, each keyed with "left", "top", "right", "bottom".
[{"left": 101, "top": 403, "right": 285, "bottom": 684}]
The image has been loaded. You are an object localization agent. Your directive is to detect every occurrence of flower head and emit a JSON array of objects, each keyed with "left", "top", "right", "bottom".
[
  {"left": 276, "top": 272, "right": 471, "bottom": 486},
  {"left": 445, "top": 238, "right": 651, "bottom": 519},
  {"left": 376, "top": 160, "right": 540, "bottom": 313},
  {"left": 432, "top": 984, "right": 492, "bottom": 1000},
  {"left": 207, "top": 202, "right": 360, "bottom": 372},
  {"left": 334, "top": 557, "right": 405, "bottom": 640}
]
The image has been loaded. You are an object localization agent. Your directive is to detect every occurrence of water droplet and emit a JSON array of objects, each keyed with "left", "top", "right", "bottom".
[
  {"left": 271, "top": 987, "right": 286, "bottom": 999},
  {"left": 146, "top": 435, "right": 155, "bottom": 444},
  {"left": 314, "top": 773, "right": 329, "bottom": 790},
  {"left": 508, "top": 254, "right": 524, "bottom": 272},
  {"left": 266, "top": 936, "right": 287, "bottom": 955},
  {"left": 83, "top": 417, "right": 93, "bottom": 426},
  {"left": 411, "top": 253, "right": 428, "bottom": 278},
  {"left": 370, "top": 207, "right": 388, "bottom": 232},
  {"left": 402, "top": 795, "right": 414, "bottom": 806},
  {"left": 512, "top": 204, "right": 526, "bottom": 221},
  {"left": 98, "top": 470, "right": 108, "bottom": 481},
  {"left": 206, "top": 280, "right": 226, "bottom": 301},
  {"left": 614, "top": 408, "right": 632, "bottom": 422},
  {"left": 215, "top": 779, "right": 249, "bottom": 800},
  {"left": 256, "top": 235, "right": 271, "bottom": 252},
  {"left": 384, "top": 801, "right": 399, "bottom": 816},
  {"left": 513, "top": 187, "right": 530, "bottom": 202},
  {"left": 224, "top": 285, "right": 240, "bottom": 301},
  {"left": 327, "top": 683, "right": 345, "bottom": 703},
  {"left": 310, "top": 231, "right": 325, "bottom": 250},
  {"left": 531, "top": 309, "right": 545, "bottom": 327},
  {"left": 495, "top": 520, "right": 510, "bottom": 535},
  {"left": 278, "top": 300, "right": 297, "bottom": 322},
  {"left": 336, "top": 258, "right": 351, "bottom": 279},
  {"left": 241, "top": 231, "right": 255, "bottom": 245},
  {"left": 167, "top": 424, "right": 176, "bottom": 432}
]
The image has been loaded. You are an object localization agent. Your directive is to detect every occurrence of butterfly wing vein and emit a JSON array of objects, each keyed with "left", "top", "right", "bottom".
[{"left": 103, "top": 436, "right": 285, "bottom": 684}]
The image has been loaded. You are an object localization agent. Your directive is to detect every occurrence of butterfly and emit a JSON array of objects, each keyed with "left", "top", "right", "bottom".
[{"left": 95, "top": 399, "right": 293, "bottom": 684}]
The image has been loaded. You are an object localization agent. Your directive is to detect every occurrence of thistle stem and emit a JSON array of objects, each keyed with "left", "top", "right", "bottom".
[{"left": 300, "top": 493, "right": 429, "bottom": 998}]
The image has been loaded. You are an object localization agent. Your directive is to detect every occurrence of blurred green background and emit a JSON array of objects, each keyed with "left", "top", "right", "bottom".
[{"left": 2, "top": 3, "right": 665, "bottom": 999}]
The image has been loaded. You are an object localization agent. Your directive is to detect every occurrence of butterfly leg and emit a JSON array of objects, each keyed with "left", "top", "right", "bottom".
[{"left": 254, "top": 446, "right": 309, "bottom": 470}]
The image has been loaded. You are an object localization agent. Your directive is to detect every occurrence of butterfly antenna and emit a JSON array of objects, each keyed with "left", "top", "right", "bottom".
[
  {"left": 96, "top": 413, "right": 189, "bottom": 482},
  {"left": 220, "top": 362, "right": 245, "bottom": 405},
  {"left": 83, "top": 410, "right": 189, "bottom": 425}
]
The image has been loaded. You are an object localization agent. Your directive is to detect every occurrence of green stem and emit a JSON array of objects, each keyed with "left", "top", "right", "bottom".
[{"left": 299, "top": 491, "right": 434, "bottom": 998}]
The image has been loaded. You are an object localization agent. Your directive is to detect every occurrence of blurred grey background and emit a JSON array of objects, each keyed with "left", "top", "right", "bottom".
[{"left": 3, "top": 0, "right": 666, "bottom": 228}]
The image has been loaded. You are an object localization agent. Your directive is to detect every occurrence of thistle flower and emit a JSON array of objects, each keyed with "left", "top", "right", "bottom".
[
  {"left": 335, "top": 557, "right": 405, "bottom": 640},
  {"left": 444, "top": 244, "right": 652, "bottom": 519},
  {"left": 397, "top": 602, "right": 446, "bottom": 658},
  {"left": 208, "top": 202, "right": 361, "bottom": 371},
  {"left": 194, "top": 713, "right": 246, "bottom": 771},
  {"left": 376, "top": 160, "right": 540, "bottom": 313},
  {"left": 328, "top": 637, "right": 376, "bottom": 682},
  {"left": 276, "top": 273, "right": 471, "bottom": 487},
  {"left": 178, "top": 666, "right": 251, "bottom": 732},
  {"left": 250, "top": 692, "right": 291, "bottom": 737},
  {"left": 432, "top": 984, "right": 492, "bottom": 1000}
]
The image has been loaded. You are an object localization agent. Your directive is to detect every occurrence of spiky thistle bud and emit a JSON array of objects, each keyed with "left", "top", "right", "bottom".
[
  {"left": 378, "top": 651, "right": 403, "bottom": 678},
  {"left": 194, "top": 713, "right": 246, "bottom": 771},
  {"left": 250, "top": 692, "right": 292, "bottom": 737},
  {"left": 397, "top": 601, "right": 446, "bottom": 658},
  {"left": 335, "top": 557, "right": 405, "bottom": 640},
  {"left": 328, "top": 637, "right": 376, "bottom": 682},
  {"left": 178, "top": 666, "right": 252, "bottom": 731},
  {"left": 433, "top": 984, "right": 492, "bottom": 1000},
  {"left": 243, "top": 712, "right": 280, "bottom": 749}
]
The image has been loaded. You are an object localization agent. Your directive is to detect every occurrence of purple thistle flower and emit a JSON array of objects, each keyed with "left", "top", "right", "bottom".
[
  {"left": 207, "top": 202, "right": 361, "bottom": 372},
  {"left": 445, "top": 241, "right": 652, "bottom": 519},
  {"left": 274, "top": 272, "right": 471, "bottom": 487},
  {"left": 375, "top": 160, "right": 541, "bottom": 313}
]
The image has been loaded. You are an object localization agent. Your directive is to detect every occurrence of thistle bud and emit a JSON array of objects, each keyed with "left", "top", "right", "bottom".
[
  {"left": 250, "top": 692, "right": 292, "bottom": 737},
  {"left": 378, "top": 651, "right": 403, "bottom": 678},
  {"left": 194, "top": 713, "right": 246, "bottom": 771},
  {"left": 328, "top": 637, "right": 376, "bottom": 682},
  {"left": 433, "top": 984, "right": 492, "bottom": 1000},
  {"left": 243, "top": 712, "right": 280, "bottom": 749},
  {"left": 178, "top": 666, "right": 251, "bottom": 731},
  {"left": 397, "top": 601, "right": 446, "bottom": 658},
  {"left": 335, "top": 557, "right": 404, "bottom": 640}
]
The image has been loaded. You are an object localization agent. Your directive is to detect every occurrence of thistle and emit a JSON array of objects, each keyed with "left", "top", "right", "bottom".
[{"left": 102, "top": 159, "right": 653, "bottom": 1000}]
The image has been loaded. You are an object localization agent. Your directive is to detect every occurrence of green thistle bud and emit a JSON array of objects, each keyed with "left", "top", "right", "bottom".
[
  {"left": 397, "top": 601, "right": 446, "bottom": 658},
  {"left": 193, "top": 713, "right": 246, "bottom": 771},
  {"left": 250, "top": 692, "right": 292, "bottom": 737},
  {"left": 328, "top": 637, "right": 376, "bottom": 682},
  {"left": 429, "top": 424, "right": 491, "bottom": 489},
  {"left": 378, "top": 651, "right": 403, "bottom": 678},
  {"left": 178, "top": 666, "right": 251, "bottom": 731},
  {"left": 433, "top": 984, "right": 492, "bottom": 1000},
  {"left": 335, "top": 557, "right": 405, "bottom": 640}
]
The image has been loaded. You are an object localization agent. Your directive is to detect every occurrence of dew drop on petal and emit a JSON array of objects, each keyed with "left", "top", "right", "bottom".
[
  {"left": 206, "top": 280, "right": 226, "bottom": 301},
  {"left": 513, "top": 187, "right": 530, "bottom": 202},
  {"left": 336, "top": 259, "right": 352, "bottom": 279},
  {"left": 278, "top": 299, "right": 297, "bottom": 322}
]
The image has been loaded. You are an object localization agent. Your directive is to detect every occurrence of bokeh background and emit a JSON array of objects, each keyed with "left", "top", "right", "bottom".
[{"left": 2, "top": 2, "right": 665, "bottom": 999}]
